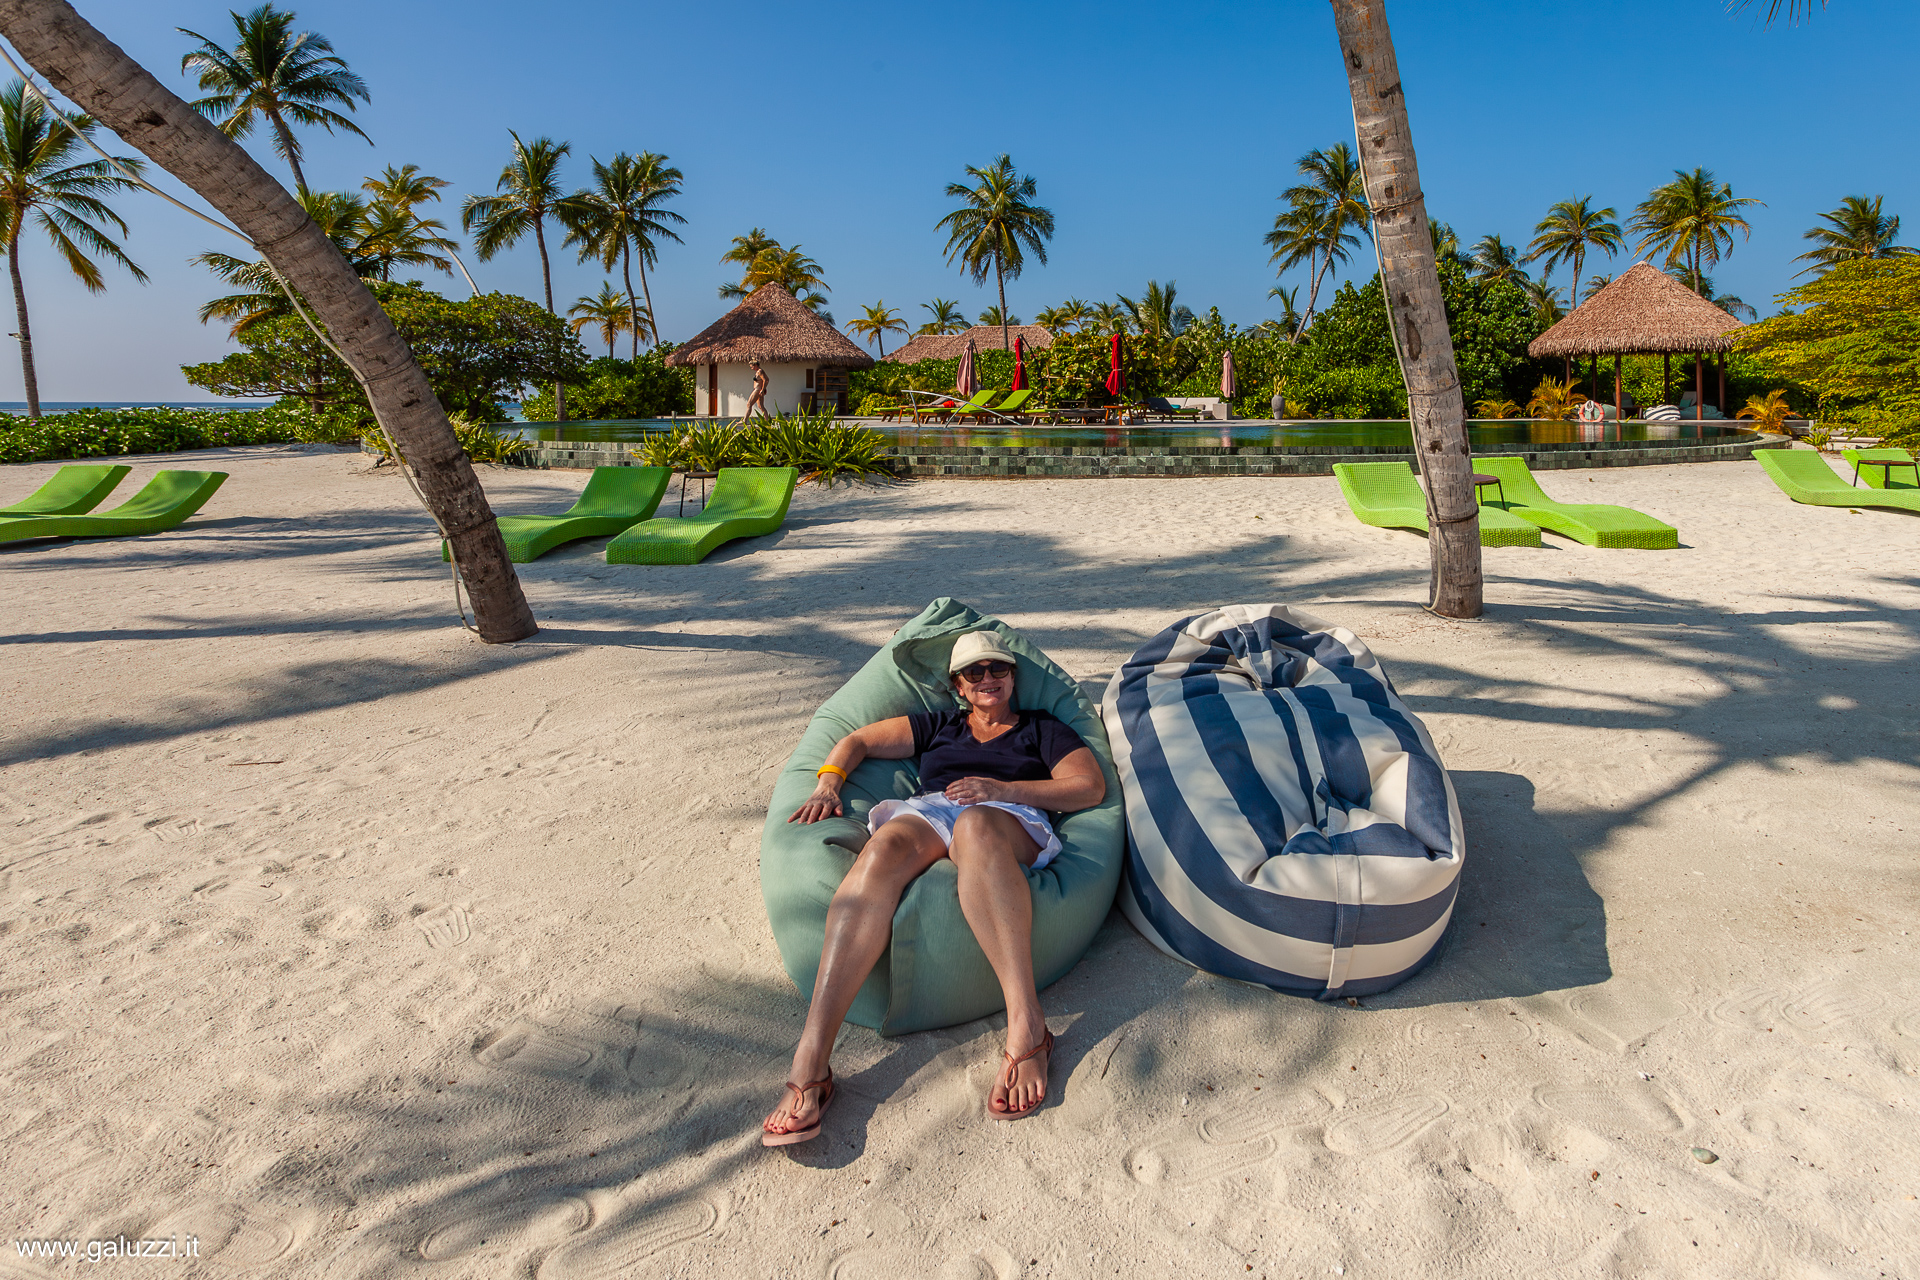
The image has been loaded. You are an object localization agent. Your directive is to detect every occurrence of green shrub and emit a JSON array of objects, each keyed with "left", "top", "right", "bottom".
[
  {"left": 0, "top": 404, "right": 310, "bottom": 464},
  {"left": 520, "top": 348, "right": 695, "bottom": 421},
  {"left": 360, "top": 412, "right": 530, "bottom": 466},
  {"left": 628, "top": 408, "right": 893, "bottom": 484}
]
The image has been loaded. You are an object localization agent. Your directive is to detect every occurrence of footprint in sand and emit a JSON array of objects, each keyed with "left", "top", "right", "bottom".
[
  {"left": 1198, "top": 1090, "right": 1330, "bottom": 1145},
  {"left": 1778, "top": 980, "right": 1881, "bottom": 1033},
  {"left": 1127, "top": 1131, "right": 1278, "bottom": 1186},
  {"left": 195, "top": 880, "right": 283, "bottom": 906},
  {"left": 535, "top": 1196, "right": 721, "bottom": 1279},
  {"left": 472, "top": 1021, "right": 597, "bottom": 1076},
  {"left": 417, "top": 1196, "right": 591, "bottom": 1261},
  {"left": 1322, "top": 1094, "right": 1449, "bottom": 1156},
  {"left": 620, "top": 1032, "right": 691, "bottom": 1090},
  {"left": 829, "top": 1244, "right": 1014, "bottom": 1280},
  {"left": 415, "top": 905, "right": 471, "bottom": 948},
  {"left": 1535, "top": 1081, "right": 1683, "bottom": 1135},
  {"left": 147, "top": 1201, "right": 296, "bottom": 1268},
  {"left": 1706, "top": 987, "right": 1779, "bottom": 1031},
  {"left": 1532, "top": 979, "right": 1685, "bottom": 1053}
]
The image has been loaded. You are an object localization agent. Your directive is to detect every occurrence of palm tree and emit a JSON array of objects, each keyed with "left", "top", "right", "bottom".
[
  {"left": 1265, "top": 143, "right": 1369, "bottom": 337},
  {"left": 1117, "top": 280, "right": 1193, "bottom": 340},
  {"left": 1429, "top": 220, "right": 1461, "bottom": 261},
  {"left": 1526, "top": 197, "right": 1622, "bottom": 308},
  {"left": 193, "top": 189, "right": 455, "bottom": 331},
  {"left": 569, "top": 282, "right": 637, "bottom": 358},
  {"left": 1089, "top": 300, "right": 1129, "bottom": 334},
  {"left": 977, "top": 304, "right": 1021, "bottom": 328},
  {"left": 1630, "top": 168, "right": 1763, "bottom": 295},
  {"left": 937, "top": 153, "right": 1055, "bottom": 351},
  {"left": 12, "top": 0, "right": 533, "bottom": 639},
  {"left": 1736, "top": 388, "right": 1795, "bottom": 431},
  {"left": 721, "top": 245, "right": 829, "bottom": 315},
  {"left": 362, "top": 164, "right": 476, "bottom": 293},
  {"left": 177, "top": 3, "right": 369, "bottom": 194},
  {"left": 1583, "top": 272, "right": 1614, "bottom": 299},
  {"left": 916, "top": 297, "right": 966, "bottom": 335},
  {"left": 1267, "top": 284, "right": 1303, "bottom": 336},
  {"left": 1468, "top": 234, "right": 1529, "bottom": 284},
  {"left": 1522, "top": 277, "right": 1566, "bottom": 326},
  {"left": 1730, "top": 0, "right": 1827, "bottom": 24},
  {"left": 1034, "top": 298, "right": 1091, "bottom": 332},
  {"left": 1794, "top": 195, "right": 1913, "bottom": 276},
  {"left": 1330, "top": 0, "right": 1480, "bottom": 617},
  {"left": 720, "top": 227, "right": 779, "bottom": 278},
  {"left": 847, "top": 301, "right": 906, "bottom": 357},
  {"left": 564, "top": 151, "right": 685, "bottom": 354},
  {"left": 0, "top": 80, "right": 148, "bottom": 421},
  {"left": 462, "top": 132, "right": 576, "bottom": 418}
]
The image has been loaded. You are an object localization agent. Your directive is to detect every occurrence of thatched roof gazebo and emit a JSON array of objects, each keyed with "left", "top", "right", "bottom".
[
  {"left": 668, "top": 284, "right": 873, "bottom": 416},
  {"left": 890, "top": 324, "right": 1055, "bottom": 364},
  {"left": 1528, "top": 261, "right": 1745, "bottom": 420}
]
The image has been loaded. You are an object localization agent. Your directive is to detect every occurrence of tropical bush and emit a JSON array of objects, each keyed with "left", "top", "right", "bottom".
[
  {"left": 1737, "top": 257, "right": 1920, "bottom": 426},
  {"left": 629, "top": 408, "right": 893, "bottom": 484},
  {"left": 1526, "top": 377, "right": 1583, "bottom": 422},
  {"left": 519, "top": 347, "right": 694, "bottom": 421},
  {"left": 0, "top": 402, "right": 340, "bottom": 464},
  {"left": 182, "top": 284, "right": 588, "bottom": 424}
]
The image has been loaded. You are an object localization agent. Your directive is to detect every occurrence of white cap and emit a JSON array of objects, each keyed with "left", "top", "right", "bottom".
[{"left": 948, "top": 630, "right": 1019, "bottom": 672}]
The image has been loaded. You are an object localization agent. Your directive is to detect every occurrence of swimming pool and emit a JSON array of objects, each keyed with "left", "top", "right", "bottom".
[{"left": 510, "top": 417, "right": 1757, "bottom": 449}]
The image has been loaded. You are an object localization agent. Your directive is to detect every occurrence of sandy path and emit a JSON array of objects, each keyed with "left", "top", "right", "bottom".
[{"left": 1, "top": 444, "right": 1915, "bottom": 1279}]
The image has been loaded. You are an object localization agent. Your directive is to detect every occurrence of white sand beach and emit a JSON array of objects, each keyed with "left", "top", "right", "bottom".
[{"left": 1, "top": 445, "right": 1915, "bottom": 1279}]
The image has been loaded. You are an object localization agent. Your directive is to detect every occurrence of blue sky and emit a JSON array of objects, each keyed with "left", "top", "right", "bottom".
[{"left": 8, "top": 0, "right": 1915, "bottom": 400}]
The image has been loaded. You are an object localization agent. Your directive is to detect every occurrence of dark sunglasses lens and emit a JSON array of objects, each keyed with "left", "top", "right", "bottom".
[{"left": 959, "top": 661, "right": 1013, "bottom": 682}]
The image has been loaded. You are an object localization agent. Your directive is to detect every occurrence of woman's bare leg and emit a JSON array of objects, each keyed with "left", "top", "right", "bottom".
[
  {"left": 947, "top": 807, "right": 1050, "bottom": 1115},
  {"left": 765, "top": 815, "right": 946, "bottom": 1136}
]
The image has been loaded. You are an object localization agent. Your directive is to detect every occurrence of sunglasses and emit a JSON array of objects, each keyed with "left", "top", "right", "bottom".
[{"left": 955, "top": 661, "right": 1014, "bottom": 683}]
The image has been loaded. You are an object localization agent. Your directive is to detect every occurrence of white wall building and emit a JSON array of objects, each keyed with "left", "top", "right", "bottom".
[{"left": 668, "top": 284, "right": 873, "bottom": 418}]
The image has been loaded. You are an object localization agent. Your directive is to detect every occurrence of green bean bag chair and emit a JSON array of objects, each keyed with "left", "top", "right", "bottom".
[{"left": 759, "top": 598, "right": 1125, "bottom": 1035}]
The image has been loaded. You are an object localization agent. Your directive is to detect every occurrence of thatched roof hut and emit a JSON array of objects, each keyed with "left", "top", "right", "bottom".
[
  {"left": 1528, "top": 262, "right": 1743, "bottom": 358},
  {"left": 666, "top": 284, "right": 874, "bottom": 369},
  {"left": 890, "top": 324, "right": 1054, "bottom": 364}
]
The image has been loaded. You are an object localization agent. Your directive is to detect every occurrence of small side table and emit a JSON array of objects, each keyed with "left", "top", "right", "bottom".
[
  {"left": 1470, "top": 473, "right": 1507, "bottom": 508},
  {"left": 1850, "top": 457, "right": 1919, "bottom": 490},
  {"left": 678, "top": 469, "right": 718, "bottom": 515}
]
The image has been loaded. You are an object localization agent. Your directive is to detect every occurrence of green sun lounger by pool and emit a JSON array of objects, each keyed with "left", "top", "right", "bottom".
[
  {"left": 0, "top": 464, "right": 132, "bottom": 516},
  {"left": 1473, "top": 456, "right": 1678, "bottom": 548},
  {"left": 0, "top": 470, "right": 227, "bottom": 545},
  {"left": 1839, "top": 447, "right": 1918, "bottom": 490},
  {"left": 968, "top": 388, "right": 1032, "bottom": 421},
  {"left": 1331, "top": 461, "right": 1541, "bottom": 547},
  {"left": 443, "top": 465, "right": 668, "bottom": 563},
  {"left": 1757, "top": 448, "right": 1920, "bottom": 513},
  {"left": 605, "top": 465, "right": 798, "bottom": 564}
]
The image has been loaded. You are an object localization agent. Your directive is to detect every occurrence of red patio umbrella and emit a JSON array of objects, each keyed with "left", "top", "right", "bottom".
[
  {"left": 1104, "top": 333, "right": 1124, "bottom": 398},
  {"left": 1010, "top": 335, "right": 1027, "bottom": 391}
]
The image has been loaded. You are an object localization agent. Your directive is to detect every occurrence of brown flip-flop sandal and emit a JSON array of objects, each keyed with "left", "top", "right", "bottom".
[
  {"left": 988, "top": 1029, "right": 1054, "bottom": 1121},
  {"left": 762, "top": 1069, "right": 834, "bottom": 1147}
]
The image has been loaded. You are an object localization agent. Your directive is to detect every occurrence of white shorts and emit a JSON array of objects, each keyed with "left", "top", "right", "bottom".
[{"left": 867, "top": 794, "right": 1062, "bottom": 870}]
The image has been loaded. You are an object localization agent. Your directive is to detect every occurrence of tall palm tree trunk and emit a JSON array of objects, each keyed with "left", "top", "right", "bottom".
[
  {"left": 1330, "top": 0, "right": 1482, "bottom": 618},
  {"left": 995, "top": 259, "right": 1009, "bottom": 350},
  {"left": 1570, "top": 246, "right": 1584, "bottom": 307},
  {"left": 532, "top": 215, "right": 565, "bottom": 421},
  {"left": 8, "top": 227, "right": 41, "bottom": 420},
  {"left": 0, "top": 0, "right": 537, "bottom": 642},
  {"left": 266, "top": 107, "right": 305, "bottom": 193},
  {"left": 634, "top": 248, "right": 659, "bottom": 347},
  {"left": 620, "top": 243, "right": 640, "bottom": 360}
]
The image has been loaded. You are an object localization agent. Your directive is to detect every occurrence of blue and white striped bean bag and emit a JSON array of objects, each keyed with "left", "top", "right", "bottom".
[{"left": 1104, "top": 605, "right": 1464, "bottom": 1000}]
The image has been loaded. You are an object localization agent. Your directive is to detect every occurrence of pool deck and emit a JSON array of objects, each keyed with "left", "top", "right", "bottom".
[{"left": 497, "top": 422, "right": 1785, "bottom": 477}]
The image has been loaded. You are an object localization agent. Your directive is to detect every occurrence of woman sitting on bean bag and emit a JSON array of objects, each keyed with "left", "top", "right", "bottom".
[{"left": 763, "top": 631, "right": 1107, "bottom": 1144}]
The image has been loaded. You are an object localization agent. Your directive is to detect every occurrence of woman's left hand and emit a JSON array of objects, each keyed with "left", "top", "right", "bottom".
[{"left": 944, "top": 776, "right": 1010, "bottom": 805}]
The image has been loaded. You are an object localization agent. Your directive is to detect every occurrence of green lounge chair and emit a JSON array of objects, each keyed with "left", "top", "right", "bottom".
[
  {"left": 1838, "top": 447, "right": 1918, "bottom": 490},
  {"left": 1756, "top": 448, "right": 1920, "bottom": 513},
  {"left": 605, "top": 465, "right": 799, "bottom": 565},
  {"left": 0, "top": 464, "right": 132, "bottom": 516},
  {"left": 1331, "top": 461, "right": 1541, "bottom": 547},
  {"left": 1473, "top": 456, "right": 1678, "bottom": 548},
  {"left": 967, "top": 388, "right": 1033, "bottom": 422},
  {"left": 442, "top": 465, "right": 668, "bottom": 563},
  {"left": 922, "top": 388, "right": 999, "bottom": 424},
  {"left": 0, "top": 470, "right": 227, "bottom": 545}
]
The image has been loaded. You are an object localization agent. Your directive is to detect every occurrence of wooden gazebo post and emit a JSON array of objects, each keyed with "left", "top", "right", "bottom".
[
  {"left": 1695, "top": 354, "right": 1704, "bottom": 421},
  {"left": 1614, "top": 354, "right": 1622, "bottom": 422},
  {"left": 1662, "top": 353, "right": 1670, "bottom": 407}
]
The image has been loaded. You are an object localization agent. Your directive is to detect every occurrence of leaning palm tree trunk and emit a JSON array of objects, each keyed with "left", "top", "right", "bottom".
[
  {"left": 0, "top": 0, "right": 537, "bottom": 642},
  {"left": 1329, "top": 0, "right": 1482, "bottom": 618},
  {"left": 7, "top": 226, "right": 41, "bottom": 419}
]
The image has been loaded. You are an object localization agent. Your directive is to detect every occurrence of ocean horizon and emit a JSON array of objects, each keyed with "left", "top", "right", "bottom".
[{"left": 1, "top": 401, "right": 274, "bottom": 414}]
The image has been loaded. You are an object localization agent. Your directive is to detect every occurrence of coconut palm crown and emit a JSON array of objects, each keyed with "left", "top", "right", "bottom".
[
  {"left": 178, "top": 3, "right": 370, "bottom": 194},
  {"left": 847, "top": 301, "right": 906, "bottom": 357},
  {"left": 916, "top": 297, "right": 966, "bottom": 335},
  {"left": 564, "top": 151, "right": 685, "bottom": 354},
  {"left": 937, "top": 153, "right": 1055, "bottom": 350},
  {"left": 1526, "top": 197, "right": 1622, "bottom": 307},
  {"left": 0, "top": 79, "right": 148, "bottom": 421},
  {"left": 461, "top": 132, "right": 578, "bottom": 314},
  {"left": 569, "top": 282, "right": 639, "bottom": 359},
  {"left": 1794, "top": 194, "right": 1914, "bottom": 276},
  {"left": 1630, "top": 168, "right": 1763, "bottom": 295},
  {"left": 1265, "top": 142, "right": 1369, "bottom": 337}
]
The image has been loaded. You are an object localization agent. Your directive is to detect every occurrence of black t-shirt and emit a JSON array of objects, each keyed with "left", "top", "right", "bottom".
[{"left": 908, "top": 708, "right": 1087, "bottom": 795}]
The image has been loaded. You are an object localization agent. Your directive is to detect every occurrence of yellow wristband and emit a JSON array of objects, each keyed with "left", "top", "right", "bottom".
[{"left": 816, "top": 764, "right": 849, "bottom": 782}]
